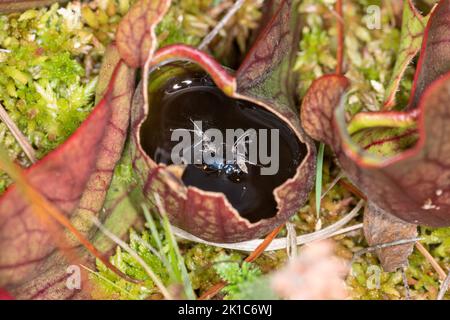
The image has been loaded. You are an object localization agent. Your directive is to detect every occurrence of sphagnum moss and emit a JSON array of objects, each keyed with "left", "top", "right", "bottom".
[{"left": 89, "top": 0, "right": 449, "bottom": 300}]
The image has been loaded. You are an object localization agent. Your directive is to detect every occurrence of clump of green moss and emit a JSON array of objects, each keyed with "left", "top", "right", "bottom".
[
  {"left": 294, "top": 0, "right": 450, "bottom": 301},
  {"left": 295, "top": 0, "right": 336, "bottom": 96},
  {"left": 80, "top": 0, "right": 133, "bottom": 45},
  {"left": 213, "top": 255, "right": 263, "bottom": 299},
  {"left": 156, "top": 0, "right": 263, "bottom": 66}
]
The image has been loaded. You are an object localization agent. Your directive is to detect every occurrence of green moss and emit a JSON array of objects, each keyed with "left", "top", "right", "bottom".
[
  {"left": 348, "top": 258, "right": 407, "bottom": 300},
  {"left": 0, "top": 6, "right": 98, "bottom": 143},
  {"left": 155, "top": 4, "right": 201, "bottom": 48},
  {"left": 213, "top": 256, "right": 263, "bottom": 300}
]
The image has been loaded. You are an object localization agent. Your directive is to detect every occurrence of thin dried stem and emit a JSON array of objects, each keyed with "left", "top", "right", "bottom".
[
  {"left": 0, "top": 147, "right": 138, "bottom": 284},
  {"left": 91, "top": 216, "right": 173, "bottom": 300},
  {"left": 198, "top": 0, "right": 245, "bottom": 50},
  {"left": 286, "top": 222, "right": 297, "bottom": 259},
  {"left": 0, "top": 103, "right": 36, "bottom": 163},
  {"left": 246, "top": 224, "right": 284, "bottom": 262},
  {"left": 173, "top": 200, "right": 365, "bottom": 251},
  {"left": 335, "top": 0, "right": 344, "bottom": 75},
  {"left": 415, "top": 242, "right": 447, "bottom": 280},
  {"left": 339, "top": 179, "right": 367, "bottom": 199},
  {"left": 198, "top": 223, "right": 284, "bottom": 300},
  {"left": 198, "top": 281, "right": 226, "bottom": 300},
  {"left": 80, "top": 264, "right": 139, "bottom": 300},
  {"left": 321, "top": 172, "right": 344, "bottom": 200},
  {"left": 401, "top": 267, "right": 411, "bottom": 300}
]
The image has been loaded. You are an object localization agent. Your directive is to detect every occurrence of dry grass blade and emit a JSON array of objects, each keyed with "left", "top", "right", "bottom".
[
  {"left": 401, "top": 267, "right": 411, "bottom": 300},
  {"left": 437, "top": 272, "right": 450, "bottom": 300},
  {"left": 415, "top": 242, "right": 447, "bottom": 280},
  {"left": 321, "top": 172, "right": 344, "bottom": 200},
  {"left": 116, "top": 0, "right": 172, "bottom": 68},
  {"left": 245, "top": 224, "right": 284, "bottom": 262},
  {"left": 80, "top": 264, "right": 140, "bottom": 300},
  {"left": 351, "top": 237, "right": 422, "bottom": 266},
  {"left": 199, "top": 223, "right": 284, "bottom": 300}
]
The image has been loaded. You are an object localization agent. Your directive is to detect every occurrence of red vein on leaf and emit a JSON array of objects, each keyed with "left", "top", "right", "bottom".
[{"left": 141, "top": 0, "right": 172, "bottom": 139}]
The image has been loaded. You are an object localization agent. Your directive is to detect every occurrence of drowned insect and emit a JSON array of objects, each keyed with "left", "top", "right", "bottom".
[{"left": 179, "top": 119, "right": 260, "bottom": 176}]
